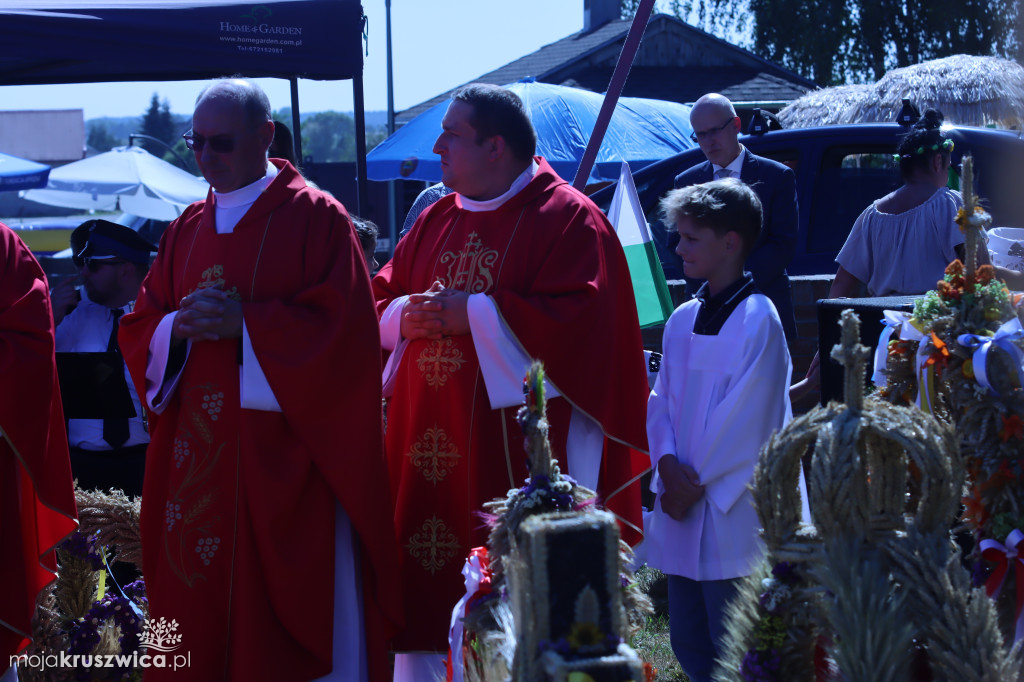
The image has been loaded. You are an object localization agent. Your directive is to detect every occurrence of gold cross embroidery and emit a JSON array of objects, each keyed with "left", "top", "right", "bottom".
[
  {"left": 406, "top": 516, "right": 461, "bottom": 574},
  {"left": 417, "top": 338, "right": 465, "bottom": 388},
  {"left": 407, "top": 426, "right": 461, "bottom": 484}
]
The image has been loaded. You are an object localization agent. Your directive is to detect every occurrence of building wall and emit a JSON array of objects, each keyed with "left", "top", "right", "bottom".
[{"left": 0, "top": 110, "right": 85, "bottom": 164}]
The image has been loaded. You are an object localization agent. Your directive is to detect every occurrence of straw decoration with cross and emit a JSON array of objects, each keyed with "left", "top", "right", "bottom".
[{"left": 718, "top": 310, "right": 1020, "bottom": 680}]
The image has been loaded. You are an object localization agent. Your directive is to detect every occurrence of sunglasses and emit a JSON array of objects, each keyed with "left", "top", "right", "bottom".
[
  {"left": 84, "top": 258, "right": 127, "bottom": 272},
  {"left": 690, "top": 117, "right": 735, "bottom": 143},
  {"left": 182, "top": 129, "right": 235, "bottom": 153}
]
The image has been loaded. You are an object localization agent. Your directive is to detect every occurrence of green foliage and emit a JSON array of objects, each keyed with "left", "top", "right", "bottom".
[
  {"left": 138, "top": 94, "right": 177, "bottom": 157},
  {"left": 631, "top": 614, "right": 688, "bottom": 681},
  {"left": 86, "top": 121, "right": 120, "bottom": 153},
  {"left": 298, "top": 111, "right": 387, "bottom": 162},
  {"left": 301, "top": 110, "right": 356, "bottom": 162},
  {"left": 621, "top": 0, "right": 1021, "bottom": 85}
]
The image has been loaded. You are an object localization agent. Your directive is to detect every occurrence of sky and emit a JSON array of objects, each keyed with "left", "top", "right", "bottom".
[{"left": 0, "top": 1, "right": 593, "bottom": 120}]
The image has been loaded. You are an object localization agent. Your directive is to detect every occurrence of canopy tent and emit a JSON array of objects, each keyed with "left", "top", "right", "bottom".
[
  {"left": 367, "top": 80, "right": 696, "bottom": 184},
  {"left": 0, "top": 0, "right": 371, "bottom": 211},
  {"left": 21, "top": 145, "right": 210, "bottom": 220},
  {"left": 0, "top": 151, "right": 50, "bottom": 191}
]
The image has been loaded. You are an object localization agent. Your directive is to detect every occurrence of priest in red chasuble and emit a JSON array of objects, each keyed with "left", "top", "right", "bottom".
[
  {"left": 373, "top": 84, "right": 651, "bottom": 676},
  {"left": 119, "top": 79, "right": 401, "bottom": 682},
  {"left": 0, "top": 222, "right": 78, "bottom": 678}
]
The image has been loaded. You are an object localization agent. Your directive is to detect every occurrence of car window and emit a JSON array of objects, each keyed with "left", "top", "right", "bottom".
[
  {"left": 809, "top": 148, "right": 900, "bottom": 257},
  {"left": 755, "top": 149, "right": 799, "bottom": 174}
]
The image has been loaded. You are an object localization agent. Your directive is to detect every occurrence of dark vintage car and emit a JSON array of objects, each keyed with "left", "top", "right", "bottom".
[{"left": 590, "top": 121, "right": 1024, "bottom": 279}]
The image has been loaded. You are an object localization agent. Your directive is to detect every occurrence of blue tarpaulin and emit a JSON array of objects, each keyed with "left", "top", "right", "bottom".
[
  {"left": 0, "top": 151, "right": 50, "bottom": 191},
  {"left": 366, "top": 79, "right": 697, "bottom": 185}
]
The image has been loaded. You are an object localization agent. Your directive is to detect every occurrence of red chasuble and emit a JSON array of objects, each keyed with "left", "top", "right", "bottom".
[
  {"left": 0, "top": 223, "right": 78, "bottom": 674},
  {"left": 373, "top": 158, "right": 650, "bottom": 651},
  {"left": 120, "top": 162, "right": 401, "bottom": 681}
]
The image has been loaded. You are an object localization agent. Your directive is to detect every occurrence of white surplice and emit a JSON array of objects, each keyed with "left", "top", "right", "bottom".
[{"left": 645, "top": 294, "right": 792, "bottom": 580}]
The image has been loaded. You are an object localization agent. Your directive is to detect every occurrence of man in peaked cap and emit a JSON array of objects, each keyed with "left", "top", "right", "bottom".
[{"left": 50, "top": 218, "right": 156, "bottom": 500}]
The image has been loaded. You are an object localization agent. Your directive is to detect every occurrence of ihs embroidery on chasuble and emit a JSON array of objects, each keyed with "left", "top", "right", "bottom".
[
  {"left": 406, "top": 426, "right": 461, "bottom": 484},
  {"left": 190, "top": 264, "right": 240, "bottom": 301},
  {"left": 406, "top": 516, "right": 461, "bottom": 575},
  {"left": 438, "top": 232, "right": 498, "bottom": 294},
  {"left": 416, "top": 338, "right": 465, "bottom": 388}
]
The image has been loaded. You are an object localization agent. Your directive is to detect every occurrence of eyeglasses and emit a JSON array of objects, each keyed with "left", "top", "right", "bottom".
[
  {"left": 84, "top": 258, "right": 127, "bottom": 272},
  {"left": 690, "top": 117, "right": 736, "bottom": 143},
  {"left": 182, "top": 129, "right": 235, "bottom": 153}
]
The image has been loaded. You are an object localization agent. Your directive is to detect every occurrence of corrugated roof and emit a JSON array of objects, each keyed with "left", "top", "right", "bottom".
[{"left": 570, "top": 66, "right": 814, "bottom": 105}]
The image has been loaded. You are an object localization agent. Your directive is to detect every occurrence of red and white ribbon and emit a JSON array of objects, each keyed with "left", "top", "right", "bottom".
[
  {"left": 446, "top": 547, "right": 492, "bottom": 682},
  {"left": 981, "top": 528, "right": 1024, "bottom": 643}
]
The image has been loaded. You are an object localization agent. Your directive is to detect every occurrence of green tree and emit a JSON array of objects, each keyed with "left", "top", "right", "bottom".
[
  {"left": 622, "top": 0, "right": 1021, "bottom": 85},
  {"left": 300, "top": 111, "right": 356, "bottom": 162},
  {"left": 138, "top": 93, "right": 176, "bottom": 157},
  {"left": 86, "top": 121, "right": 120, "bottom": 153}
]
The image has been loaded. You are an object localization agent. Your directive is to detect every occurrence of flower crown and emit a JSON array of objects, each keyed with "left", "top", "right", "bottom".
[{"left": 893, "top": 137, "right": 954, "bottom": 161}]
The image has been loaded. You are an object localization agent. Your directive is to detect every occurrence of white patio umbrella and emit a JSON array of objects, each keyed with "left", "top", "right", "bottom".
[{"left": 21, "top": 145, "right": 209, "bottom": 221}]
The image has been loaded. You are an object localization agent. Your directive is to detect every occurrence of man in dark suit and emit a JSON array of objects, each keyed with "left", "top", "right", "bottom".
[{"left": 672, "top": 93, "right": 798, "bottom": 345}]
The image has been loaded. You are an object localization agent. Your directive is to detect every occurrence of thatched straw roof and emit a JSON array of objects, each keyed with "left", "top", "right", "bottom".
[
  {"left": 776, "top": 84, "right": 875, "bottom": 128},
  {"left": 778, "top": 55, "right": 1024, "bottom": 130}
]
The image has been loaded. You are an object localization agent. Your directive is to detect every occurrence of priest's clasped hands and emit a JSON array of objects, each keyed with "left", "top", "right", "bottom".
[
  {"left": 172, "top": 286, "right": 243, "bottom": 345},
  {"left": 401, "top": 280, "right": 470, "bottom": 341},
  {"left": 658, "top": 455, "right": 705, "bottom": 521}
]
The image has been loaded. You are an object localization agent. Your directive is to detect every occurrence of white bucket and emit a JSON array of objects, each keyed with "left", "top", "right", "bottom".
[{"left": 988, "top": 227, "right": 1024, "bottom": 272}]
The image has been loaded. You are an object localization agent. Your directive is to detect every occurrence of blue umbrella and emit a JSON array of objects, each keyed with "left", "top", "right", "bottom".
[
  {"left": 368, "top": 79, "right": 696, "bottom": 184},
  {"left": 0, "top": 151, "right": 50, "bottom": 191}
]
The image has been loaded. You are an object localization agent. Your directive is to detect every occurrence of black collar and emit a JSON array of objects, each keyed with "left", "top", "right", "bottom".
[{"left": 693, "top": 273, "right": 756, "bottom": 335}]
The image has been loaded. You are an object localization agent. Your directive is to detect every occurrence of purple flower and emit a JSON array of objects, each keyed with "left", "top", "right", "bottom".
[
  {"left": 58, "top": 531, "right": 104, "bottom": 571},
  {"left": 771, "top": 562, "right": 798, "bottom": 584},
  {"left": 741, "top": 648, "right": 781, "bottom": 681}
]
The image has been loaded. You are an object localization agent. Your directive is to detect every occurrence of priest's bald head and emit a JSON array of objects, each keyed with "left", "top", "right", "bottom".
[
  {"left": 433, "top": 83, "right": 537, "bottom": 201},
  {"left": 188, "top": 78, "right": 276, "bottom": 193}
]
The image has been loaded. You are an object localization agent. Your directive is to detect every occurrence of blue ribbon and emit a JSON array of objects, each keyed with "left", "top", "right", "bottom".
[
  {"left": 874, "top": 311, "right": 910, "bottom": 387},
  {"left": 957, "top": 318, "right": 1024, "bottom": 396}
]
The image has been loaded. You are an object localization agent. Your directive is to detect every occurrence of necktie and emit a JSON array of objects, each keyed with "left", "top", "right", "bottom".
[
  {"left": 716, "top": 168, "right": 735, "bottom": 180},
  {"left": 103, "top": 308, "right": 130, "bottom": 449}
]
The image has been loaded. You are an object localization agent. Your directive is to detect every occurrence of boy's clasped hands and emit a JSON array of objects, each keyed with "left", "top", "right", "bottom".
[{"left": 658, "top": 455, "right": 705, "bottom": 521}]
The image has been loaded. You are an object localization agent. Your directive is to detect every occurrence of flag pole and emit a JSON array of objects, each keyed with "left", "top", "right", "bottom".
[{"left": 572, "top": 0, "right": 657, "bottom": 190}]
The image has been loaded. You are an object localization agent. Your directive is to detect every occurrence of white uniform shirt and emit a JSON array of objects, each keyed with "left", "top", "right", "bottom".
[
  {"left": 56, "top": 297, "right": 149, "bottom": 450},
  {"left": 645, "top": 294, "right": 792, "bottom": 580}
]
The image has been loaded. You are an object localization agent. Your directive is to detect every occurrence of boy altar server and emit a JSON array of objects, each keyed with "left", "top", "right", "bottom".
[{"left": 646, "top": 179, "right": 792, "bottom": 682}]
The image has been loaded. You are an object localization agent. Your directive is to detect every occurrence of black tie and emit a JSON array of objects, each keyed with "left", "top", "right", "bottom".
[{"left": 103, "top": 308, "right": 130, "bottom": 449}]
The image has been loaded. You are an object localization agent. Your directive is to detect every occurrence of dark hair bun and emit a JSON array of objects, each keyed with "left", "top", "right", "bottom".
[{"left": 913, "top": 109, "right": 944, "bottom": 131}]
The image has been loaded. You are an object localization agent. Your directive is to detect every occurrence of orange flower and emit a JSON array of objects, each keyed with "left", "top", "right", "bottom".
[
  {"left": 888, "top": 339, "right": 913, "bottom": 358},
  {"left": 945, "top": 259, "right": 965, "bottom": 277},
  {"left": 974, "top": 265, "right": 996, "bottom": 286},
  {"left": 956, "top": 207, "right": 969, "bottom": 232},
  {"left": 1001, "top": 414, "right": 1024, "bottom": 442},
  {"left": 644, "top": 662, "right": 658, "bottom": 682},
  {"left": 925, "top": 333, "right": 950, "bottom": 372},
  {"left": 963, "top": 487, "right": 990, "bottom": 528},
  {"left": 937, "top": 281, "right": 961, "bottom": 302}
]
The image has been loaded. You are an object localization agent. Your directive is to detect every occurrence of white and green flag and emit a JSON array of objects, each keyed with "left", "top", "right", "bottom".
[{"left": 607, "top": 162, "right": 673, "bottom": 328}]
